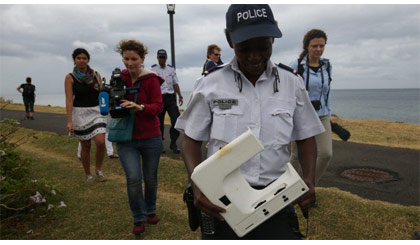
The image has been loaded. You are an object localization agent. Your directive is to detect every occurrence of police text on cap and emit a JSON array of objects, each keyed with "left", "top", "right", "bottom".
[{"left": 237, "top": 8, "right": 267, "bottom": 22}]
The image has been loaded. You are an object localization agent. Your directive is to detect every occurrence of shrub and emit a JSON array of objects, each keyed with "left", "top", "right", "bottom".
[{"left": 0, "top": 118, "right": 62, "bottom": 223}]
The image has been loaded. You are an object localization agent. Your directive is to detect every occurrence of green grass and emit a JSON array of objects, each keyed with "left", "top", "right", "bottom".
[{"left": 1, "top": 128, "right": 419, "bottom": 239}]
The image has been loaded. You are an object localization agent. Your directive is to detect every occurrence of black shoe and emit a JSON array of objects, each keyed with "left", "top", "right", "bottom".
[
  {"left": 30, "top": 117, "right": 34, "bottom": 120},
  {"left": 161, "top": 149, "right": 166, "bottom": 154},
  {"left": 170, "top": 141, "right": 180, "bottom": 154}
]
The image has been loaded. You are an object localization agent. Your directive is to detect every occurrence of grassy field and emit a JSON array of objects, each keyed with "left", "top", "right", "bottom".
[{"left": 0, "top": 127, "right": 419, "bottom": 240}]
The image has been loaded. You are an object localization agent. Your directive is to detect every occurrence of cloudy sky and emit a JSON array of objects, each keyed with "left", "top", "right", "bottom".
[{"left": 0, "top": 3, "right": 419, "bottom": 97}]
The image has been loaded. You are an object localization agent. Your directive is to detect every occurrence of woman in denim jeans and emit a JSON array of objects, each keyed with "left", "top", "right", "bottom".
[{"left": 114, "top": 39, "right": 164, "bottom": 236}]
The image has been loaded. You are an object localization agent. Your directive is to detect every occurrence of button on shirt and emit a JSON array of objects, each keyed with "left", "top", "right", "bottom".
[
  {"left": 289, "top": 56, "right": 332, "bottom": 117},
  {"left": 175, "top": 57, "right": 325, "bottom": 187},
  {"left": 150, "top": 64, "right": 179, "bottom": 94}
]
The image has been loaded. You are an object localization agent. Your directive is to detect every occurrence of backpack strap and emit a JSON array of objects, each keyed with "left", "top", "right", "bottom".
[
  {"left": 324, "top": 60, "right": 332, "bottom": 107},
  {"left": 297, "top": 58, "right": 310, "bottom": 90},
  {"left": 327, "top": 62, "right": 332, "bottom": 85},
  {"left": 297, "top": 57, "right": 304, "bottom": 77}
]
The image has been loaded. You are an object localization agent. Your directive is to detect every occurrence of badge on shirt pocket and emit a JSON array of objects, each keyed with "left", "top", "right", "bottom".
[{"left": 211, "top": 98, "right": 238, "bottom": 110}]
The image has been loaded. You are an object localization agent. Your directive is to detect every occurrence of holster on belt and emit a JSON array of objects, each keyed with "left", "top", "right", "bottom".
[{"left": 183, "top": 182, "right": 200, "bottom": 231}]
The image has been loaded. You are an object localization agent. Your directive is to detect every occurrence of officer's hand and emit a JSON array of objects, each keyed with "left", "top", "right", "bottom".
[
  {"left": 296, "top": 181, "right": 316, "bottom": 218},
  {"left": 179, "top": 96, "right": 183, "bottom": 106},
  {"left": 191, "top": 182, "right": 225, "bottom": 221}
]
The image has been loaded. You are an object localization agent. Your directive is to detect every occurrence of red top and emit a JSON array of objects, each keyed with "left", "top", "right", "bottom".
[{"left": 121, "top": 69, "right": 164, "bottom": 139}]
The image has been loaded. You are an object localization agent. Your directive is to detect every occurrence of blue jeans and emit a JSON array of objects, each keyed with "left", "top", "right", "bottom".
[{"left": 117, "top": 136, "right": 163, "bottom": 223}]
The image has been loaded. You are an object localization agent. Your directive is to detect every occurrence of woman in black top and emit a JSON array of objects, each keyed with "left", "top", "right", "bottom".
[{"left": 65, "top": 48, "right": 107, "bottom": 182}]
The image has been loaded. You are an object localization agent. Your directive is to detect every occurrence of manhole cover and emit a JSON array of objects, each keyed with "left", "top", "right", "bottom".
[{"left": 341, "top": 168, "right": 398, "bottom": 183}]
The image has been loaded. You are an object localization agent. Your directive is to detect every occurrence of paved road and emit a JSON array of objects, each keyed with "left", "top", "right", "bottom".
[{"left": 1, "top": 109, "right": 419, "bottom": 206}]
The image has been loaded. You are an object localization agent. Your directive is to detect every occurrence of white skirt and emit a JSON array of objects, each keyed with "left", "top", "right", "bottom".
[{"left": 72, "top": 106, "right": 107, "bottom": 140}]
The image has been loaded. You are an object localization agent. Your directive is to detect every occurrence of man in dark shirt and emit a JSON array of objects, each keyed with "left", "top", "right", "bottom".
[{"left": 16, "top": 77, "right": 36, "bottom": 120}]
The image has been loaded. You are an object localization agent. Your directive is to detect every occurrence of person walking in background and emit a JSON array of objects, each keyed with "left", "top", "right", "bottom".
[
  {"left": 114, "top": 39, "right": 164, "bottom": 236},
  {"left": 16, "top": 77, "right": 36, "bottom": 120},
  {"left": 150, "top": 49, "right": 183, "bottom": 154},
  {"left": 64, "top": 48, "right": 107, "bottom": 182},
  {"left": 202, "top": 44, "right": 223, "bottom": 75},
  {"left": 289, "top": 29, "right": 333, "bottom": 185},
  {"left": 176, "top": 4, "right": 324, "bottom": 239}
]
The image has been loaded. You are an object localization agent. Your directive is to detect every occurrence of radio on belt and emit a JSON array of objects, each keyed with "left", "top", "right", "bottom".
[{"left": 191, "top": 128, "right": 308, "bottom": 237}]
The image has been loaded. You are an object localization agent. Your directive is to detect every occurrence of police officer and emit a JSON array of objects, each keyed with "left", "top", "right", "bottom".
[
  {"left": 151, "top": 49, "right": 183, "bottom": 153},
  {"left": 175, "top": 4, "right": 325, "bottom": 240}
]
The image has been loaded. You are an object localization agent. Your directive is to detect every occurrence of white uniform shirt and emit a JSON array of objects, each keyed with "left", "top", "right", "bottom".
[
  {"left": 150, "top": 64, "right": 179, "bottom": 94},
  {"left": 175, "top": 57, "right": 325, "bottom": 187}
]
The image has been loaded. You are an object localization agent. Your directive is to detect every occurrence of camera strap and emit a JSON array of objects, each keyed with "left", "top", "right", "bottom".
[
  {"left": 325, "top": 62, "right": 332, "bottom": 108},
  {"left": 305, "top": 64, "right": 323, "bottom": 102},
  {"left": 299, "top": 58, "right": 330, "bottom": 107},
  {"left": 319, "top": 65, "right": 325, "bottom": 101}
]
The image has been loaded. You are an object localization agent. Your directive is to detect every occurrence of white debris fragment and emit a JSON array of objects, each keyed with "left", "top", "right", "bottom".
[
  {"left": 47, "top": 204, "right": 54, "bottom": 211},
  {"left": 29, "top": 192, "right": 43, "bottom": 204},
  {"left": 58, "top": 201, "right": 67, "bottom": 208}
]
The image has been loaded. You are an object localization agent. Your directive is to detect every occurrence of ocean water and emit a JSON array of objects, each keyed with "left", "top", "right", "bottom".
[
  {"left": 330, "top": 89, "right": 419, "bottom": 124},
  {"left": 2, "top": 89, "right": 419, "bottom": 124}
]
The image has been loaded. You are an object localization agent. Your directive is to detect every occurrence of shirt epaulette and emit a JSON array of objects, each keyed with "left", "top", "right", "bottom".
[
  {"left": 203, "top": 65, "right": 225, "bottom": 76},
  {"left": 167, "top": 64, "right": 173, "bottom": 68},
  {"left": 277, "top": 63, "right": 298, "bottom": 76},
  {"left": 151, "top": 64, "right": 157, "bottom": 68}
]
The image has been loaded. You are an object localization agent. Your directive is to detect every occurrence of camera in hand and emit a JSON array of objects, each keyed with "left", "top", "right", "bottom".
[
  {"left": 311, "top": 100, "right": 322, "bottom": 111},
  {"left": 108, "top": 68, "right": 131, "bottom": 118},
  {"left": 98, "top": 68, "right": 139, "bottom": 118}
]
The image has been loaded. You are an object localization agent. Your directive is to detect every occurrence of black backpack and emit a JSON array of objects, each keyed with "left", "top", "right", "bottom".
[{"left": 23, "top": 84, "right": 35, "bottom": 97}]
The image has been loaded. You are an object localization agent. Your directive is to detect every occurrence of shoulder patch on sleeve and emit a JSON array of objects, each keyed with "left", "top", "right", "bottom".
[
  {"left": 203, "top": 64, "right": 225, "bottom": 76},
  {"left": 151, "top": 64, "right": 157, "bottom": 68},
  {"left": 277, "top": 63, "right": 298, "bottom": 76}
]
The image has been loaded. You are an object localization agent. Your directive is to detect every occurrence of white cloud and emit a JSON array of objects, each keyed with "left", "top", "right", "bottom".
[
  {"left": 0, "top": 4, "right": 419, "bottom": 96},
  {"left": 72, "top": 40, "right": 108, "bottom": 53}
]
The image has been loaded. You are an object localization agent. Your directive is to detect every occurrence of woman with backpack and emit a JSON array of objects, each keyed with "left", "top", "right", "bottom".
[
  {"left": 16, "top": 77, "right": 36, "bottom": 120},
  {"left": 289, "top": 29, "right": 333, "bottom": 186}
]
